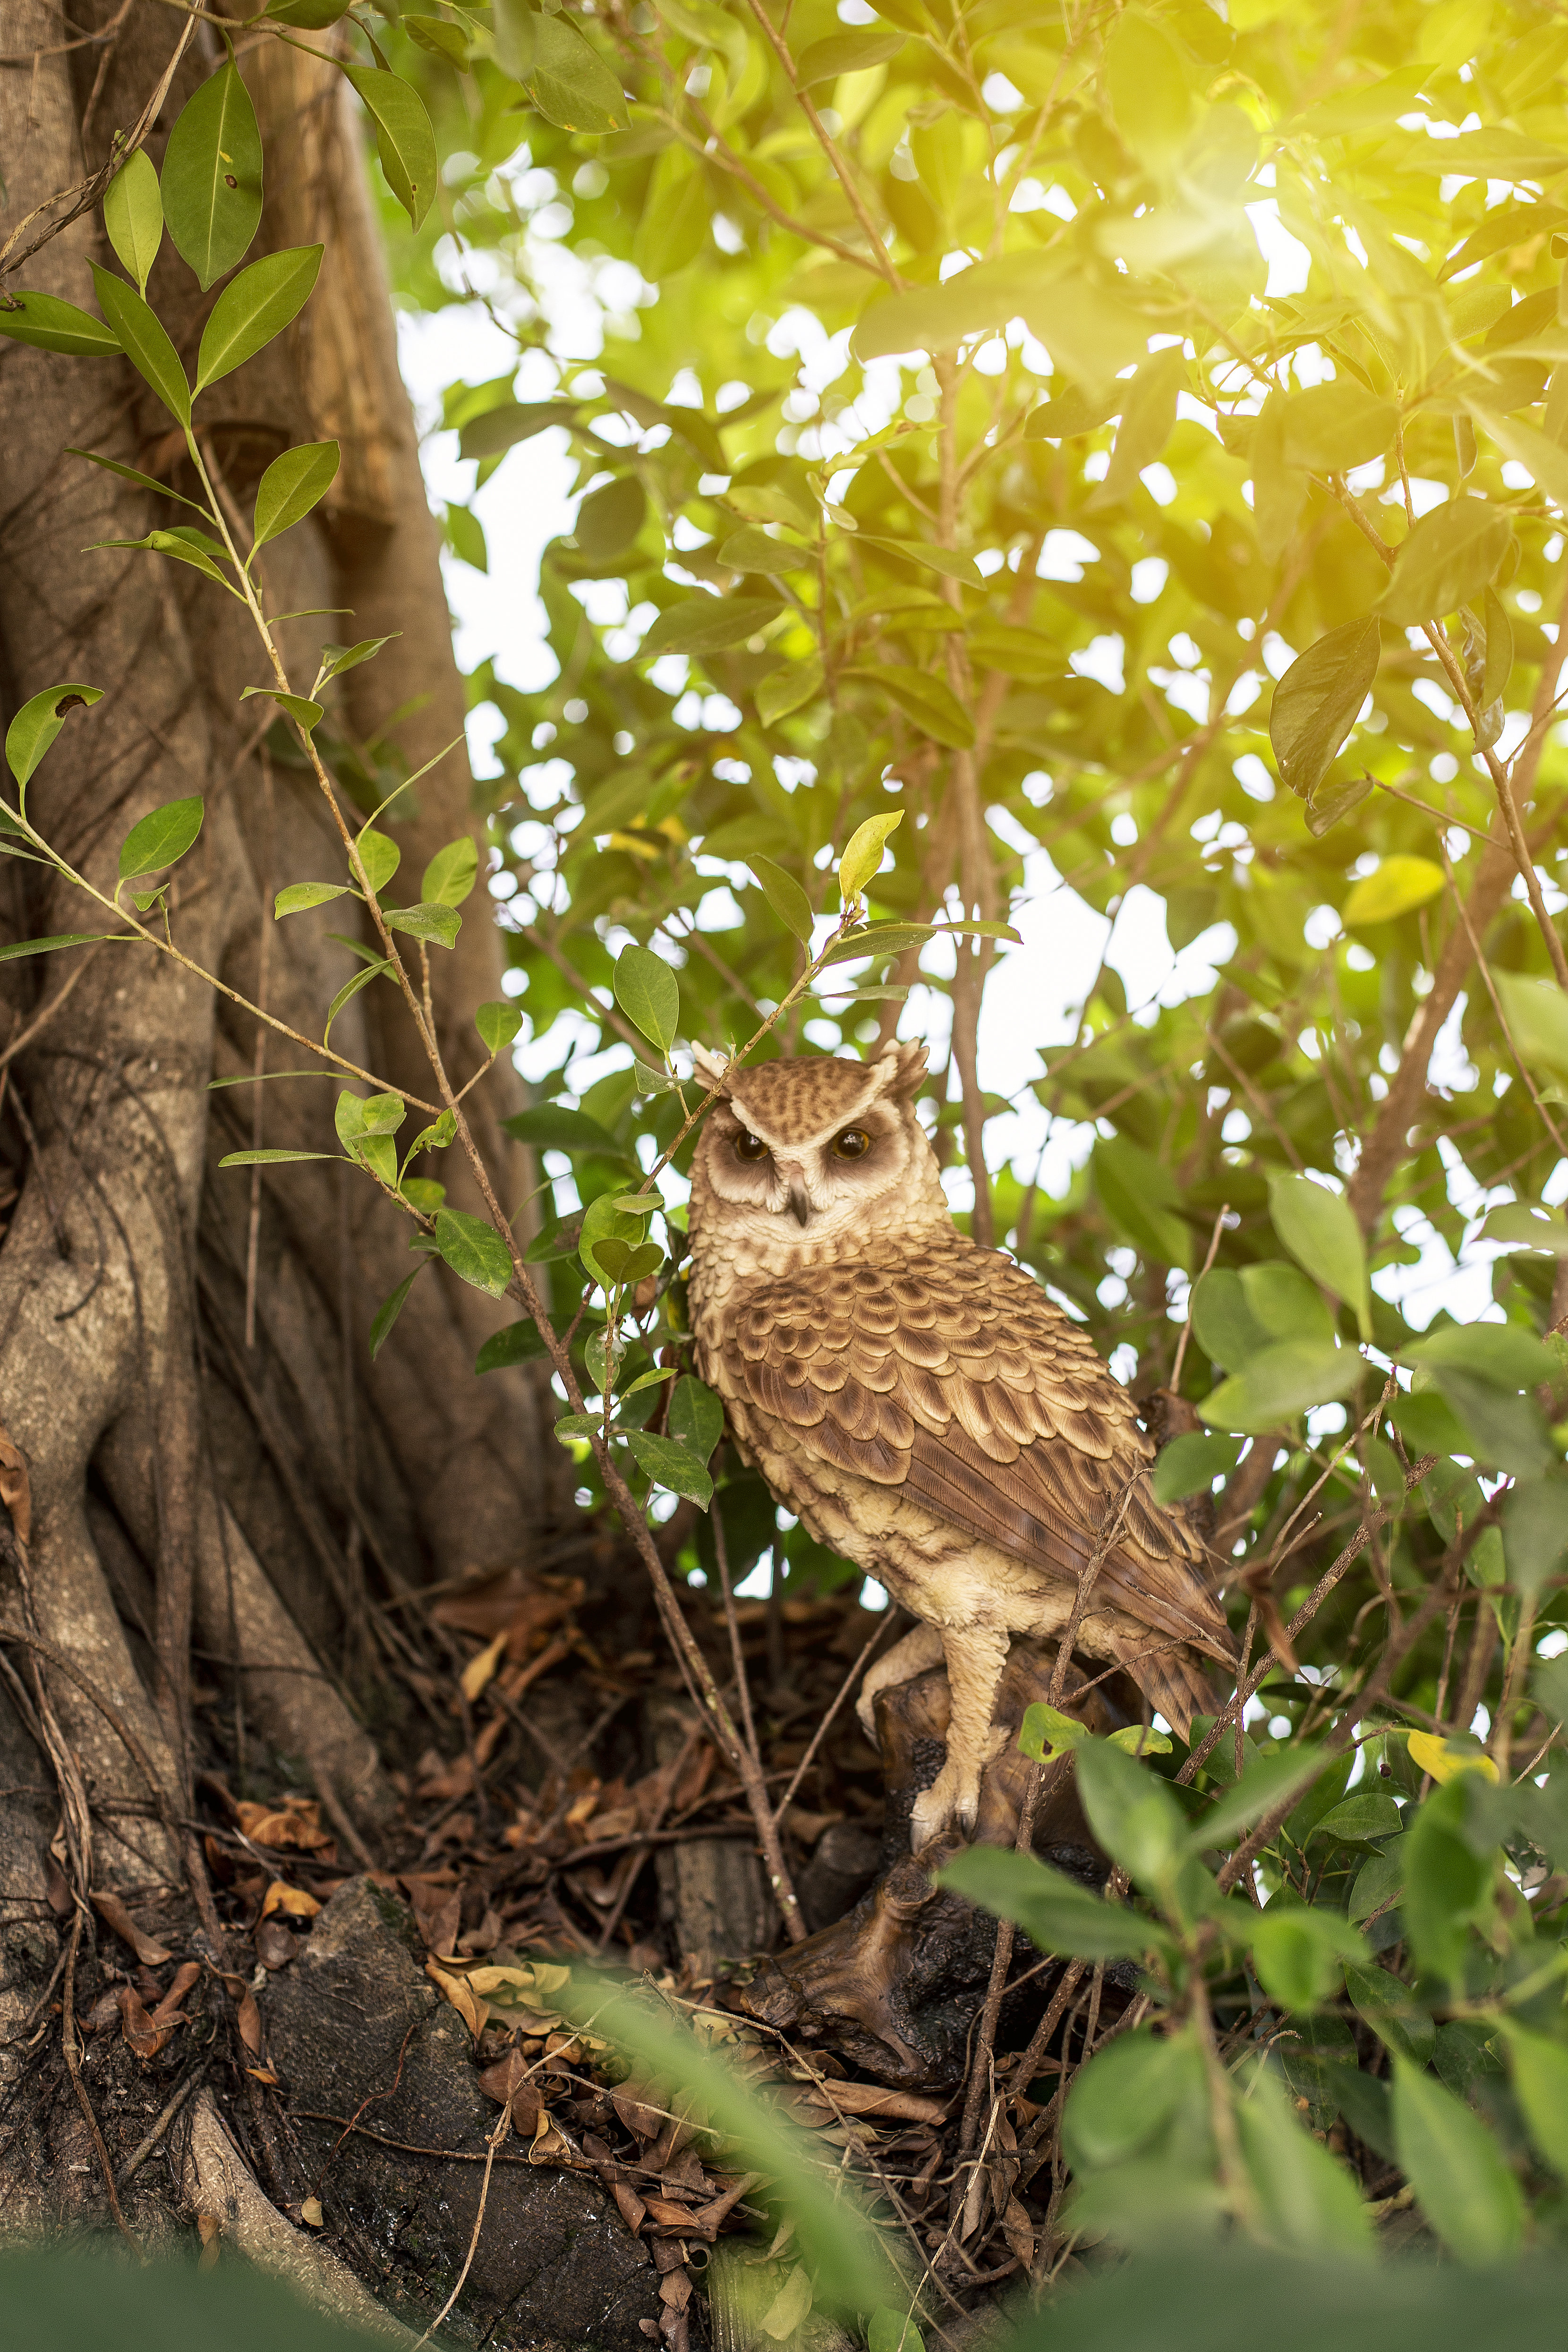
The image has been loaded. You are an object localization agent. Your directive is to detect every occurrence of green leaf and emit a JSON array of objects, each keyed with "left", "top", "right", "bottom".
[
  {"left": 756, "top": 658, "right": 826, "bottom": 726},
  {"left": 405, "top": 13, "right": 471, "bottom": 64},
  {"left": 1403, "top": 1775, "right": 1494, "bottom": 1987},
  {"left": 1379, "top": 497, "right": 1512, "bottom": 625},
  {"left": 103, "top": 150, "right": 163, "bottom": 297},
  {"left": 251, "top": 438, "right": 339, "bottom": 549},
  {"left": 1281, "top": 381, "right": 1398, "bottom": 472},
  {"left": 838, "top": 810, "right": 904, "bottom": 904},
  {"left": 574, "top": 474, "right": 647, "bottom": 559},
  {"left": 0, "top": 931, "right": 134, "bottom": 963},
  {"left": 1393, "top": 2057, "right": 1523, "bottom": 2265},
  {"left": 383, "top": 902, "right": 461, "bottom": 948},
  {"left": 6, "top": 683, "right": 104, "bottom": 789},
  {"left": 1247, "top": 1908, "right": 1365, "bottom": 2011},
  {"left": 477, "top": 1001, "right": 523, "bottom": 1054},
  {"left": 1499, "top": 2021, "right": 1568, "bottom": 2175},
  {"left": 316, "top": 636, "right": 396, "bottom": 688},
  {"left": 434, "top": 1206, "right": 513, "bottom": 1296},
  {"left": 1092, "top": 1133, "right": 1193, "bottom": 1270},
  {"left": 1017, "top": 1700, "right": 1090, "bottom": 1761},
  {"left": 66, "top": 446, "right": 207, "bottom": 514},
  {"left": 1492, "top": 969, "right": 1568, "bottom": 1077},
  {"left": 1062, "top": 2028, "right": 1207, "bottom": 2172},
  {"left": 747, "top": 855, "right": 814, "bottom": 945},
  {"left": 196, "top": 246, "right": 322, "bottom": 394},
  {"left": 421, "top": 836, "right": 479, "bottom": 908},
  {"left": 239, "top": 687, "right": 324, "bottom": 731},
  {"left": 1469, "top": 404, "right": 1568, "bottom": 512},
  {"left": 503, "top": 1104, "right": 627, "bottom": 1156},
  {"left": 1345, "top": 1961, "right": 1434, "bottom": 2065},
  {"left": 579, "top": 1190, "right": 651, "bottom": 1286},
  {"left": 1313, "top": 1793, "right": 1404, "bottom": 1844},
  {"left": 1069, "top": 1741, "right": 1190, "bottom": 1897},
  {"left": 444, "top": 503, "right": 488, "bottom": 571},
  {"left": 640, "top": 596, "right": 782, "bottom": 658},
  {"left": 1200, "top": 1340, "right": 1357, "bottom": 1433},
  {"left": 718, "top": 525, "right": 810, "bottom": 574},
  {"left": 87, "top": 264, "right": 189, "bottom": 424},
  {"left": 853, "top": 256, "right": 1148, "bottom": 385},
  {"left": 161, "top": 62, "right": 264, "bottom": 291},
  {"left": 593, "top": 1237, "right": 663, "bottom": 1284},
  {"left": 323, "top": 956, "right": 392, "bottom": 1043},
  {"left": 1092, "top": 346, "right": 1186, "bottom": 506},
  {"left": 1151, "top": 1432, "right": 1241, "bottom": 1503},
  {"left": 1342, "top": 854, "right": 1446, "bottom": 926},
  {"left": 1234, "top": 2065, "right": 1373, "bottom": 2258},
  {"left": 1266, "top": 1171, "right": 1371, "bottom": 1338},
  {"left": 840, "top": 663, "right": 975, "bottom": 749},
  {"left": 353, "top": 829, "right": 401, "bottom": 896},
  {"left": 341, "top": 68, "right": 438, "bottom": 230},
  {"left": 1406, "top": 1321, "right": 1557, "bottom": 1389},
  {"left": 118, "top": 795, "right": 203, "bottom": 880},
  {"left": 795, "top": 25, "right": 903, "bottom": 82},
  {"left": 369, "top": 1266, "right": 426, "bottom": 1359},
  {"left": 1189, "top": 1747, "right": 1326, "bottom": 1853},
  {"left": 218, "top": 1147, "right": 337, "bottom": 1167},
  {"left": 1251, "top": 389, "right": 1307, "bottom": 562},
  {"left": 668, "top": 1375, "right": 724, "bottom": 1464},
  {"left": 521, "top": 13, "right": 628, "bottom": 135},
  {"left": 1504, "top": 1478, "right": 1568, "bottom": 1595},
  {"left": 475, "top": 1319, "right": 549, "bottom": 1374},
  {"left": 614, "top": 944, "right": 679, "bottom": 1051},
  {"left": 0, "top": 290, "right": 120, "bottom": 358},
  {"left": 938, "top": 1844, "right": 1169, "bottom": 1962},
  {"left": 625, "top": 1428, "right": 714, "bottom": 1506},
  {"left": 866, "top": 2309, "right": 925, "bottom": 2352},
  {"left": 1269, "top": 618, "right": 1381, "bottom": 799},
  {"left": 274, "top": 882, "right": 350, "bottom": 918}
]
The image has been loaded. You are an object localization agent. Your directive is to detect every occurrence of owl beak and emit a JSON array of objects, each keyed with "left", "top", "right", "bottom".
[{"left": 785, "top": 1178, "right": 813, "bottom": 1227}]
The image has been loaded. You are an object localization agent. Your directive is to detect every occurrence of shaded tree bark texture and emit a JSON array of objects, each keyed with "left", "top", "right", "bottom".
[{"left": 0, "top": 3, "right": 562, "bottom": 2006}]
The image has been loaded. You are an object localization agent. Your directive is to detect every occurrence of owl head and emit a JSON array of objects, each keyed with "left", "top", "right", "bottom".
[{"left": 688, "top": 1040, "right": 949, "bottom": 1252}]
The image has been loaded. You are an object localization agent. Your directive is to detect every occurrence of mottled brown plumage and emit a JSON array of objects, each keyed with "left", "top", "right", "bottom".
[{"left": 687, "top": 1040, "right": 1234, "bottom": 1846}]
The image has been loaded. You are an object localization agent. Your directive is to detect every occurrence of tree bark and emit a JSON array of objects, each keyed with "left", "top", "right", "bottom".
[{"left": 0, "top": 1, "right": 557, "bottom": 1983}]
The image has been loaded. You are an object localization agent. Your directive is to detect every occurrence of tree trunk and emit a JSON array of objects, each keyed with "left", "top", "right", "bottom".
[{"left": 0, "top": 0, "right": 560, "bottom": 2004}]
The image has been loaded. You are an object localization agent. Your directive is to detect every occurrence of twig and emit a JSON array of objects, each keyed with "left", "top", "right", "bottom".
[
  {"left": 61, "top": 1913, "right": 136, "bottom": 2245},
  {"left": 117, "top": 2063, "right": 205, "bottom": 2187},
  {"left": 408, "top": 2098, "right": 511, "bottom": 2351}
]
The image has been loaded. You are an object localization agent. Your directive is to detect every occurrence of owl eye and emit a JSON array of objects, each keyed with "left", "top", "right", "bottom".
[
  {"left": 832, "top": 1127, "right": 871, "bottom": 1160},
  {"left": 733, "top": 1130, "right": 770, "bottom": 1163}
]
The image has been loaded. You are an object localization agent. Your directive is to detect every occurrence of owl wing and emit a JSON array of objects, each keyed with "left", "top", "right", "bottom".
[{"left": 718, "top": 1242, "right": 1234, "bottom": 1668}]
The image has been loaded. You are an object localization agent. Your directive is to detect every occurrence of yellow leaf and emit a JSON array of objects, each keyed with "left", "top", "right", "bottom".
[
  {"left": 260, "top": 1880, "right": 323, "bottom": 1920},
  {"left": 1343, "top": 855, "right": 1445, "bottom": 927},
  {"left": 426, "top": 1955, "right": 488, "bottom": 2034},
  {"left": 1407, "top": 1729, "right": 1500, "bottom": 1784},
  {"left": 460, "top": 1628, "right": 507, "bottom": 1702},
  {"left": 301, "top": 2196, "right": 324, "bottom": 2227}
]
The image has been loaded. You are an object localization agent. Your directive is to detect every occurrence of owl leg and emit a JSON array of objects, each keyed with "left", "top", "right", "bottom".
[
  {"left": 854, "top": 1622, "right": 945, "bottom": 1737},
  {"left": 909, "top": 1624, "right": 1011, "bottom": 1851}
]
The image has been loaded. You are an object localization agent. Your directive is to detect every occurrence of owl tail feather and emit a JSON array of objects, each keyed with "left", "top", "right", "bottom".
[{"left": 1115, "top": 1642, "right": 1223, "bottom": 1746}]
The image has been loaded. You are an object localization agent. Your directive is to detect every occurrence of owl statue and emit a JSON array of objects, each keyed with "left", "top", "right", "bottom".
[{"left": 686, "top": 1038, "right": 1236, "bottom": 1850}]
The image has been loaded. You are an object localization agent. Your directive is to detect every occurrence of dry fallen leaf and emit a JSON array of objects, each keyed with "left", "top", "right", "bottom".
[
  {"left": 236, "top": 1796, "right": 332, "bottom": 1852},
  {"left": 301, "top": 2196, "right": 324, "bottom": 2227},
  {"left": 460, "top": 1629, "right": 508, "bottom": 1704},
  {"left": 260, "top": 1881, "right": 322, "bottom": 1921},
  {"left": 794, "top": 2079, "right": 946, "bottom": 2125},
  {"left": 247, "top": 2067, "right": 281, "bottom": 2086},
  {"left": 255, "top": 1917, "right": 297, "bottom": 1970},
  {"left": 426, "top": 1955, "right": 486, "bottom": 2036},
  {"left": 92, "top": 1889, "right": 173, "bottom": 1966},
  {"left": 758, "top": 2265, "right": 812, "bottom": 2341},
  {"left": 1001, "top": 2194, "right": 1035, "bottom": 2268},
  {"left": 0, "top": 1419, "right": 31, "bottom": 1547},
  {"left": 196, "top": 2213, "right": 220, "bottom": 2272}
]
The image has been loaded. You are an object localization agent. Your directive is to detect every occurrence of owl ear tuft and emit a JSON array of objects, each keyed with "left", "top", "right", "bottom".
[
  {"left": 875, "top": 1037, "right": 928, "bottom": 1098},
  {"left": 689, "top": 1042, "right": 731, "bottom": 1094}
]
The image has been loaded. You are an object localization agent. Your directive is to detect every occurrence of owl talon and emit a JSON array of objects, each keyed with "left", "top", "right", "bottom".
[{"left": 909, "top": 1761, "right": 981, "bottom": 1851}]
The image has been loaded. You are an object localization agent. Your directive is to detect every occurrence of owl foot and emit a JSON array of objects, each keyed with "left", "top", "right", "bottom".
[
  {"left": 856, "top": 1623, "right": 946, "bottom": 1737},
  {"left": 908, "top": 1724, "right": 1009, "bottom": 1851}
]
